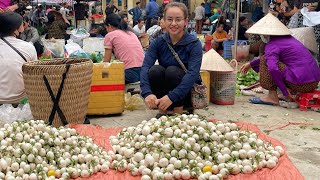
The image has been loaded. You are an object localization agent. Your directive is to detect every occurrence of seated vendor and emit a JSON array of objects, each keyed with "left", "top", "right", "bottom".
[
  {"left": 0, "top": 12, "right": 37, "bottom": 105},
  {"left": 238, "top": 16, "right": 249, "bottom": 40},
  {"left": 210, "top": 16, "right": 230, "bottom": 34},
  {"left": 20, "top": 16, "right": 44, "bottom": 56},
  {"left": 211, "top": 23, "right": 232, "bottom": 52},
  {"left": 133, "top": 19, "right": 146, "bottom": 36},
  {"left": 240, "top": 13, "right": 320, "bottom": 105},
  {"left": 44, "top": 11, "right": 67, "bottom": 39},
  {"left": 104, "top": 14, "right": 144, "bottom": 84},
  {"left": 140, "top": 2, "right": 202, "bottom": 117}
]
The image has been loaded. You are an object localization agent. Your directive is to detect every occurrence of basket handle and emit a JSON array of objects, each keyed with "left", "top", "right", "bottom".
[
  {"left": 229, "top": 59, "right": 238, "bottom": 71},
  {"left": 238, "top": 41, "right": 247, "bottom": 46}
]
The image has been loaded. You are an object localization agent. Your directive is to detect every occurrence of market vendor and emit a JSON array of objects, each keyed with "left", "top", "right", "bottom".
[
  {"left": 240, "top": 13, "right": 320, "bottom": 105},
  {"left": 44, "top": 11, "right": 67, "bottom": 39},
  {"left": 140, "top": 2, "right": 202, "bottom": 117},
  {"left": 211, "top": 23, "right": 232, "bottom": 52},
  {"left": 0, "top": 12, "right": 37, "bottom": 105},
  {"left": 20, "top": 16, "right": 43, "bottom": 56},
  {"left": 104, "top": 13, "right": 144, "bottom": 84}
]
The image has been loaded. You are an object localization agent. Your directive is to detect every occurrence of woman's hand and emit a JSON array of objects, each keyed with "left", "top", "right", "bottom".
[
  {"left": 158, "top": 95, "right": 173, "bottom": 111},
  {"left": 6, "top": 4, "right": 18, "bottom": 12},
  {"left": 239, "top": 62, "right": 252, "bottom": 75},
  {"left": 145, "top": 94, "right": 159, "bottom": 109}
]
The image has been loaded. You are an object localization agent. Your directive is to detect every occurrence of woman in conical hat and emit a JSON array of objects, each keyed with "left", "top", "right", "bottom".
[{"left": 240, "top": 13, "right": 320, "bottom": 106}]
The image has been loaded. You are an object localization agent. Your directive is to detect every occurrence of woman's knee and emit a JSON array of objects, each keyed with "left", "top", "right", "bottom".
[
  {"left": 148, "top": 65, "right": 165, "bottom": 80},
  {"left": 165, "top": 66, "right": 185, "bottom": 80}
]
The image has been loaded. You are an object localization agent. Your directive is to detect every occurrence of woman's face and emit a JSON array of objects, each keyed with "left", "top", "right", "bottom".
[
  {"left": 14, "top": 23, "right": 25, "bottom": 37},
  {"left": 164, "top": 7, "right": 187, "bottom": 37}
]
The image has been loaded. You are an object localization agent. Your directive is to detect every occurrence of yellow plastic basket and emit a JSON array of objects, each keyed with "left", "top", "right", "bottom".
[
  {"left": 87, "top": 63, "right": 125, "bottom": 115},
  {"left": 200, "top": 71, "right": 210, "bottom": 103}
]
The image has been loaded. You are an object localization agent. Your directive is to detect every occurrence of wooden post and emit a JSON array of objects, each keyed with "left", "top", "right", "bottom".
[
  {"left": 102, "top": 0, "right": 106, "bottom": 16},
  {"left": 234, "top": 0, "right": 241, "bottom": 60}
]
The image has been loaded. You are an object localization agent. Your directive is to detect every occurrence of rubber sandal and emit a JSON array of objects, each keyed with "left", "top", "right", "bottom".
[{"left": 249, "top": 97, "right": 275, "bottom": 106}]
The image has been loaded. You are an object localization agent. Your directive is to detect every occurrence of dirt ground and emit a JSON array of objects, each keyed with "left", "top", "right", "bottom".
[{"left": 90, "top": 95, "right": 320, "bottom": 180}]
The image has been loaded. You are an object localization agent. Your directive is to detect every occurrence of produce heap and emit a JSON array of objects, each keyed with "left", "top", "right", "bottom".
[
  {"left": 110, "top": 114, "right": 284, "bottom": 180},
  {"left": 0, "top": 114, "right": 285, "bottom": 180},
  {"left": 0, "top": 120, "right": 111, "bottom": 180}
]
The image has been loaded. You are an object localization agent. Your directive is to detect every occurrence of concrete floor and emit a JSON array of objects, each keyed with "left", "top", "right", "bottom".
[{"left": 90, "top": 96, "right": 320, "bottom": 180}]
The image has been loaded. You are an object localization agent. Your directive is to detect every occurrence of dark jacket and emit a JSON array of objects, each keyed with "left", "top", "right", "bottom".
[
  {"left": 74, "top": 3, "right": 86, "bottom": 20},
  {"left": 128, "top": 7, "right": 142, "bottom": 21},
  {"left": 105, "top": 5, "right": 119, "bottom": 16},
  {"left": 238, "top": 25, "right": 248, "bottom": 40},
  {"left": 146, "top": 0, "right": 159, "bottom": 18},
  {"left": 140, "top": 32, "right": 203, "bottom": 103}
]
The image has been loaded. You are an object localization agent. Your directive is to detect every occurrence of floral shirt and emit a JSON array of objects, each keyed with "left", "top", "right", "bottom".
[{"left": 45, "top": 20, "right": 67, "bottom": 39}]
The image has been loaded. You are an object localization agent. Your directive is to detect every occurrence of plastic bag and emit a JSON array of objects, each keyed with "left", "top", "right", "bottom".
[
  {"left": 70, "top": 28, "right": 90, "bottom": 47},
  {"left": 65, "top": 40, "right": 84, "bottom": 57},
  {"left": 42, "top": 38, "right": 65, "bottom": 58},
  {"left": 69, "top": 51, "right": 91, "bottom": 58},
  {"left": 124, "top": 92, "right": 145, "bottom": 111},
  {"left": 83, "top": 38, "right": 105, "bottom": 55},
  {"left": 232, "top": 41, "right": 250, "bottom": 61},
  {"left": 0, "top": 104, "right": 33, "bottom": 127}
]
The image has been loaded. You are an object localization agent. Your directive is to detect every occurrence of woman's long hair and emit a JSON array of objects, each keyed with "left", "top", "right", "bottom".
[
  {"left": 104, "top": 13, "right": 128, "bottom": 31},
  {"left": 47, "top": 11, "right": 56, "bottom": 24}
]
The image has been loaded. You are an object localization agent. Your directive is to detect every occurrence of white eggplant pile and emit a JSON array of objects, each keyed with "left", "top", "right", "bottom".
[
  {"left": 0, "top": 120, "right": 111, "bottom": 180},
  {"left": 109, "top": 114, "right": 284, "bottom": 180}
]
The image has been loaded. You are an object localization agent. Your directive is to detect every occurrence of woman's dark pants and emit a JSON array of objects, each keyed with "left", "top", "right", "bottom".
[{"left": 148, "top": 65, "right": 191, "bottom": 109}]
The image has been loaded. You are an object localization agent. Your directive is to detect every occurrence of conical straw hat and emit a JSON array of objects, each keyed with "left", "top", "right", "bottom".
[
  {"left": 290, "top": 27, "right": 319, "bottom": 54},
  {"left": 201, "top": 49, "right": 234, "bottom": 72},
  {"left": 246, "top": 13, "right": 291, "bottom": 36}
]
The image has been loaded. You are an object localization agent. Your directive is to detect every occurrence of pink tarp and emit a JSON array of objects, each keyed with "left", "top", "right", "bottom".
[{"left": 70, "top": 120, "right": 304, "bottom": 180}]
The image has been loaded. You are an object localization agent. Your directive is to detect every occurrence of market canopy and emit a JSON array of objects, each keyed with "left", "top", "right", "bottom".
[
  {"left": 31, "top": 0, "right": 99, "bottom": 6},
  {"left": 31, "top": 0, "right": 74, "bottom": 5}
]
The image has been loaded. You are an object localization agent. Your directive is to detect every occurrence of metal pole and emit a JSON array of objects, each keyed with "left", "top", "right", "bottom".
[{"left": 234, "top": 0, "right": 240, "bottom": 60}]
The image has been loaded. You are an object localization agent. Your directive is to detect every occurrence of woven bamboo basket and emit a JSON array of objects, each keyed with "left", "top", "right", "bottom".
[{"left": 22, "top": 58, "right": 93, "bottom": 127}]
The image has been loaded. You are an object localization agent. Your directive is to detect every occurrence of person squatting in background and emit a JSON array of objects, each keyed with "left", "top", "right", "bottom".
[{"left": 104, "top": 14, "right": 144, "bottom": 84}]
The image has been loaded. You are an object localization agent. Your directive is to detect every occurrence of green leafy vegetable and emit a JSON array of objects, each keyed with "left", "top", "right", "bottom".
[{"left": 237, "top": 69, "right": 260, "bottom": 86}]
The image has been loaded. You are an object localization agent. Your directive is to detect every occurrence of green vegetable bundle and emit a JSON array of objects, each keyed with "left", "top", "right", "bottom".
[{"left": 237, "top": 69, "right": 259, "bottom": 86}]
